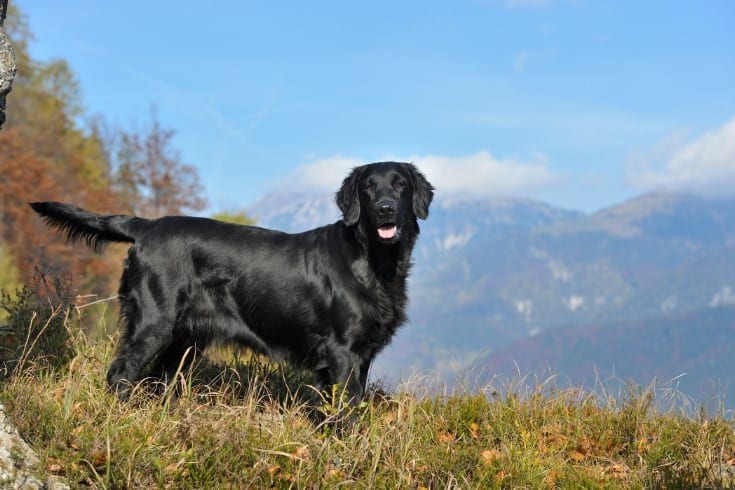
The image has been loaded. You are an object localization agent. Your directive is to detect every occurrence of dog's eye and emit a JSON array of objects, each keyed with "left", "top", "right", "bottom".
[
  {"left": 394, "top": 180, "right": 406, "bottom": 190},
  {"left": 363, "top": 182, "right": 375, "bottom": 192}
]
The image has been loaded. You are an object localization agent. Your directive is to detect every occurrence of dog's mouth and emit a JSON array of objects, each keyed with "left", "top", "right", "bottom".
[{"left": 377, "top": 223, "right": 399, "bottom": 241}]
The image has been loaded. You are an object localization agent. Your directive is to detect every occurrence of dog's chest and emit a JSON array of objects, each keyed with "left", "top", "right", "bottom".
[{"left": 350, "top": 265, "right": 408, "bottom": 348}]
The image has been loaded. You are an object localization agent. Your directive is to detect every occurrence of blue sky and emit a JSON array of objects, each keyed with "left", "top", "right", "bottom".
[{"left": 16, "top": 0, "right": 735, "bottom": 213}]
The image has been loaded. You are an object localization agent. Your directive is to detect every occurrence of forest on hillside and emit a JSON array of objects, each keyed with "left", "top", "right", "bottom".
[{"left": 0, "top": 5, "right": 219, "bottom": 299}]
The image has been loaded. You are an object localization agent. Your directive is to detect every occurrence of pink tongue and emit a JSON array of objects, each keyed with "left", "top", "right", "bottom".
[{"left": 378, "top": 225, "right": 397, "bottom": 239}]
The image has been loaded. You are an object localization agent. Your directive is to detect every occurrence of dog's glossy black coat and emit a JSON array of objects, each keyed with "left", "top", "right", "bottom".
[{"left": 30, "top": 162, "right": 433, "bottom": 402}]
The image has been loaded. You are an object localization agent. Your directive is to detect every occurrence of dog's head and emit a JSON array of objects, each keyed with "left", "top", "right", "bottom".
[{"left": 336, "top": 162, "right": 434, "bottom": 244}]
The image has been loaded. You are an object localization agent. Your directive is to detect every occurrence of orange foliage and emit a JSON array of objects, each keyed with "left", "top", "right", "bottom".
[
  {"left": 0, "top": 129, "right": 122, "bottom": 295},
  {"left": 0, "top": 5, "right": 207, "bottom": 298},
  {"left": 114, "top": 110, "right": 207, "bottom": 217}
]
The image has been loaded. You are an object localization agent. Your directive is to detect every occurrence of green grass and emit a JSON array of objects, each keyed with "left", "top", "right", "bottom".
[{"left": 2, "top": 305, "right": 735, "bottom": 489}]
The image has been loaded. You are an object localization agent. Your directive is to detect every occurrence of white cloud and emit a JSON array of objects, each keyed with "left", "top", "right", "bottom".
[
  {"left": 515, "top": 299, "right": 533, "bottom": 320},
  {"left": 710, "top": 286, "right": 735, "bottom": 307},
  {"left": 283, "top": 151, "right": 562, "bottom": 200},
  {"left": 283, "top": 156, "right": 365, "bottom": 193},
  {"left": 627, "top": 116, "right": 735, "bottom": 197},
  {"left": 442, "top": 229, "right": 476, "bottom": 251},
  {"left": 514, "top": 51, "right": 530, "bottom": 72},
  {"left": 565, "top": 295, "right": 585, "bottom": 312},
  {"left": 548, "top": 260, "right": 570, "bottom": 282},
  {"left": 410, "top": 151, "right": 560, "bottom": 198},
  {"left": 661, "top": 295, "right": 677, "bottom": 314}
]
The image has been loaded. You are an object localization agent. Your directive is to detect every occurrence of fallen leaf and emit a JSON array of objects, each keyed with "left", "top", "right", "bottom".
[
  {"left": 437, "top": 431, "right": 455, "bottom": 444},
  {"left": 521, "top": 430, "right": 532, "bottom": 445},
  {"left": 164, "top": 461, "right": 184, "bottom": 474},
  {"left": 538, "top": 424, "right": 568, "bottom": 454},
  {"left": 291, "top": 445, "right": 310, "bottom": 461},
  {"left": 481, "top": 449, "right": 501, "bottom": 465},
  {"left": 604, "top": 463, "right": 630, "bottom": 479},
  {"left": 89, "top": 449, "right": 107, "bottom": 467},
  {"left": 544, "top": 470, "right": 559, "bottom": 488},
  {"left": 47, "top": 459, "right": 65, "bottom": 475},
  {"left": 469, "top": 422, "right": 480, "bottom": 439},
  {"left": 53, "top": 386, "right": 66, "bottom": 401},
  {"left": 569, "top": 449, "right": 586, "bottom": 462},
  {"left": 541, "top": 423, "right": 563, "bottom": 437},
  {"left": 577, "top": 435, "right": 592, "bottom": 454},
  {"left": 636, "top": 437, "right": 651, "bottom": 454}
]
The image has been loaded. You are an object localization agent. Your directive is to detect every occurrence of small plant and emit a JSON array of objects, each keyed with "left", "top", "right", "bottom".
[{"left": 0, "top": 267, "right": 74, "bottom": 381}]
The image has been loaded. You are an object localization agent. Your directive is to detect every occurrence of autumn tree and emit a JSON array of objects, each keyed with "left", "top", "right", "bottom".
[
  {"left": 0, "top": 5, "right": 209, "bottom": 297},
  {"left": 0, "top": 5, "right": 121, "bottom": 293},
  {"left": 111, "top": 108, "right": 207, "bottom": 217}
]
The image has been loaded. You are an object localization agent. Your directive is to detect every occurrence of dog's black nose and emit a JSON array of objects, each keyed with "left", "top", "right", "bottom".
[{"left": 377, "top": 201, "right": 395, "bottom": 217}]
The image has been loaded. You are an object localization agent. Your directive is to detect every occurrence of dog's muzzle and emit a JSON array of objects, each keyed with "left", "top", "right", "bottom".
[{"left": 376, "top": 201, "right": 399, "bottom": 240}]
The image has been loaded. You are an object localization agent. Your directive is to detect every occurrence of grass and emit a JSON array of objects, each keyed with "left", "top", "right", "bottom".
[{"left": 2, "top": 303, "right": 735, "bottom": 488}]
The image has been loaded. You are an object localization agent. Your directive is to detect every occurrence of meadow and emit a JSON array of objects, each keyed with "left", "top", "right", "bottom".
[{"left": 1, "top": 290, "right": 734, "bottom": 489}]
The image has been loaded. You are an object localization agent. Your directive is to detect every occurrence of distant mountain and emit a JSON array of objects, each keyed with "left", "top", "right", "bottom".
[
  {"left": 586, "top": 192, "right": 735, "bottom": 240},
  {"left": 389, "top": 193, "right": 735, "bottom": 370},
  {"left": 247, "top": 190, "right": 735, "bottom": 404},
  {"left": 249, "top": 191, "right": 340, "bottom": 232},
  {"left": 249, "top": 191, "right": 583, "bottom": 270},
  {"left": 412, "top": 198, "right": 584, "bottom": 273}
]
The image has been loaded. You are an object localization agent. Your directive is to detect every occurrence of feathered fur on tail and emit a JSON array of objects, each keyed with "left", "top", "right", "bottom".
[{"left": 29, "top": 202, "right": 152, "bottom": 252}]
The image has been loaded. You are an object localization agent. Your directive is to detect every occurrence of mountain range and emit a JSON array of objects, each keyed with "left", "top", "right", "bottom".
[{"left": 249, "top": 190, "right": 735, "bottom": 405}]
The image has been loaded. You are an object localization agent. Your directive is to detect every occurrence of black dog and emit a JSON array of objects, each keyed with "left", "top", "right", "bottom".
[{"left": 30, "top": 162, "right": 433, "bottom": 405}]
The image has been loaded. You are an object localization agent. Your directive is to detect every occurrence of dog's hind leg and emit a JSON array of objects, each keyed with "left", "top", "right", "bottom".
[
  {"left": 149, "top": 331, "right": 207, "bottom": 395},
  {"left": 106, "top": 318, "right": 174, "bottom": 400}
]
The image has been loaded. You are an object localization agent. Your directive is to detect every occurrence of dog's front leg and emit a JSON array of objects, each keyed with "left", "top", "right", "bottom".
[{"left": 317, "top": 347, "right": 372, "bottom": 429}]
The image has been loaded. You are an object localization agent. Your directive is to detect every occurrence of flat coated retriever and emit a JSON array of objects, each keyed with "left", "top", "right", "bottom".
[{"left": 30, "top": 162, "right": 433, "bottom": 406}]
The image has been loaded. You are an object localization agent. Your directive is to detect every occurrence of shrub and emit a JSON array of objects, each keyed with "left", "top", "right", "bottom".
[{"left": 0, "top": 267, "right": 74, "bottom": 381}]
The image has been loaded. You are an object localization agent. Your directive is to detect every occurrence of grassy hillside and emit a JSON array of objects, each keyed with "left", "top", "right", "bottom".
[{"left": 1, "top": 304, "right": 735, "bottom": 488}]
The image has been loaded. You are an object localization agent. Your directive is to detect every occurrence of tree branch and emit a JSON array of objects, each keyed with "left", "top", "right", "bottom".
[{"left": 1, "top": 0, "right": 17, "bottom": 129}]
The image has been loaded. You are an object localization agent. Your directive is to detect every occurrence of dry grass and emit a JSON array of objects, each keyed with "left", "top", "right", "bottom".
[{"left": 2, "top": 303, "right": 735, "bottom": 488}]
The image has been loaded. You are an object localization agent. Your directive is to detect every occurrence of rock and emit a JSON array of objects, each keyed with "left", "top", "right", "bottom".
[
  {"left": 1, "top": 1, "right": 18, "bottom": 129},
  {"left": 0, "top": 402, "right": 69, "bottom": 490}
]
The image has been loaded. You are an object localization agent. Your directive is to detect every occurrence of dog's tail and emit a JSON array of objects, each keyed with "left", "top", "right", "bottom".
[{"left": 29, "top": 202, "right": 153, "bottom": 251}]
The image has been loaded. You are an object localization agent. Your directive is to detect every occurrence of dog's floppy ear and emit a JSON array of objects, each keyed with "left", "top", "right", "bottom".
[
  {"left": 405, "top": 163, "right": 434, "bottom": 220},
  {"left": 336, "top": 166, "right": 364, "bottom": 226}
]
